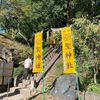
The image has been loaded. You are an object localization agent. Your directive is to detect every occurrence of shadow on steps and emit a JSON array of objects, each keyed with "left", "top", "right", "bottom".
[{"left": 0, "top": 88, "right": 21, "bottom": 99}]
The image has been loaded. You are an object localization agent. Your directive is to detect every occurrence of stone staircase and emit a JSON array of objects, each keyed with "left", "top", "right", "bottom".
[
  {"left": 34, "top": 48, "right": 60, "bottom": 84},
  {"left": 0, "top": 78, "right": 33, "bottom": 100},
  {"left": 0, "top": 48, "right": 60, "bottom": 100}
]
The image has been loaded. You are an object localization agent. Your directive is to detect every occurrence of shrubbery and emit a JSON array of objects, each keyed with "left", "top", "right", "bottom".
[
  {"left": 88, "top": 83, "right": 100, "bottom": 94},
  {"left": 13, "top": 65, "right": 25, "bottom": 77}
]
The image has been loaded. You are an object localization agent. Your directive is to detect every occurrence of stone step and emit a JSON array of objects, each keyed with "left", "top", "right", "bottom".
[
  {"left": 0, "top": 91, "right": 12, "bottom": 99},
  {"left": 0, "top": 80, "right": 31, "bottom": 99},
  {"left": 22, "top": 80, "right": 31, "bottom": 85},
  {"left": 26, "top": 83, "right": 36, "bottom": 93},
  {"left": 19, "top": 88, "right": 30, "bottom": 95},
  {"left": 10, "top": 86, "right": 21, "bottom": 92},
  {"left": 0, "top": 86, "right": 22, "bottom": 99},
  {"left": 27, "top": 84, "right": 31, "bottom": 89},
  {"left": 18, "top": 83, "right": 23, "bottom": 88},
  {"left": 3, "top": 93, "right": 29, "bottom": 100},
  {"left": 2, "top": 88, "right": 31, "bottom": 100},
  {"left": 19, "top": 80, "right": 31, "bottom": 88},
  {"left": 35, "top": 53, "right": 60, "bottom": 83}
]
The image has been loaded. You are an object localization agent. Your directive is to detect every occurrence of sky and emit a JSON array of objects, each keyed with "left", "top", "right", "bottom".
[{"left": 0, "top": 29, "right": 5, "bottom": 33}]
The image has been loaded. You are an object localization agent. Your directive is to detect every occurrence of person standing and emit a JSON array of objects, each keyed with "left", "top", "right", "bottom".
[{"left": 23, "top": 55, "right": 32, "bottom": 80}]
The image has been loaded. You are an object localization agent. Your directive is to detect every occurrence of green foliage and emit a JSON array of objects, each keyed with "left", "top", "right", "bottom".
[
  {"left": 43, "top": 46, "right": 49, "bottom": 55},
  {"left": 55, "top": 57, "right": 63, "bottom": 75},
  {"left": 87, "top": 83, "right": 100, "bottom": 94},
  {"left": 73, "top": 0, "right": 100, "bottom": 18},
  {"left": 45, "top": 84, "right": 52, "bottom": 93},
  {"left": 0, "top": 0, "right": 100, "bottom": 94},
  {"left": 80, "top": 76, "right": 91, "bottom": 87},
  {"left": 72, "top": 17, "right": 100, "bottom": 90},
  {"left": 13, "top": 65, "right": 25, "bottom": 77},
  {"left": 0, "top": 0, "right": 100, "bottom": 43}
]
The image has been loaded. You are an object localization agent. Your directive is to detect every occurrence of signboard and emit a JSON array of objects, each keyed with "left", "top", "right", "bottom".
[
  {"left": 33, "top": 32, "right": 43, "bottom": 72},
  {"left": 61, "top": 27, "right": 76, "bottom": 74}
]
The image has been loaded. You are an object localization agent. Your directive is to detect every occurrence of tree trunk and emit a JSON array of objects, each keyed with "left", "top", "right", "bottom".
[
  {"left": 11, "top": 28, "right": 15, "bottom": 40},
  {"left": 17, "top": 23, "right": 30, "bottom": 46},
  {"left": 66, "top": 0, "right": 71, "bottom": 25},
  {"left": 91, "top": 0, "right": 97, "bottom": 6},
  {"left": 94, "top": 72, "right": 97, "bottom": 83},
  {"left": 93, "top": 65, "right": 98, "bottom": 83}
]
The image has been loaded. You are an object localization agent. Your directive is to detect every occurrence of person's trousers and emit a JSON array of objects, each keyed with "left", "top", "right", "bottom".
[{"left": 23, "top": 68, "right": 30, "bottom": 80}]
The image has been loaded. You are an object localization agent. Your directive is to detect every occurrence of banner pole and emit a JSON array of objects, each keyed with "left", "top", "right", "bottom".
[
  {"left": 42, "top": 31, "right": 44, "bottom": 100},
  {"left": 71, "top": 26, "right": 81, "bottom": 100},
  {"left": 75, "top": 72, "right": 80, "bottom": 100}
]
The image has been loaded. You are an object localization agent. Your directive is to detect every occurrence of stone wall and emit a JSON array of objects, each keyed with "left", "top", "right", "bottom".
[
  {"left": 0, "top": 60, "right": 13, "bottom": 85},
  {"left": 0, "top": 46, "right": 13, "bottom": 62}
]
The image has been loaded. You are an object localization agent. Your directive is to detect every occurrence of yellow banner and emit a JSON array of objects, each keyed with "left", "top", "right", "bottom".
[
  {"left": 33, "top": 32, "right": 43, "bottom": 72},
  {"left": 52, "top": 32, "right": 56, "bottom": 44},
  {"left": 61, "top": 27, "right": 76, "bottom": 74},
  {"left": 46, "top": 31, "right": 49, "bottom": 43}
]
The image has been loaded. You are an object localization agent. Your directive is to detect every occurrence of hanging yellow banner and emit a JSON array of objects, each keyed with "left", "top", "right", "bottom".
[
  {"left": 52, "top": 32, "right": 56, "bottom": 44},
  {"left": 61, "top": 27, "right": 76, "bottom": 74},
  {"left": 46, "top": 31, "right": 49, "bottom": 43},
  {"left": 33, "top": 32, "right": 43, "bottom": 73}
]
